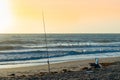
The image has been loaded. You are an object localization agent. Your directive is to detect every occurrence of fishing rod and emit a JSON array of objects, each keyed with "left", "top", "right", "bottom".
[{"left": 42, "top": 10, "right": 50, "bottom": 73}]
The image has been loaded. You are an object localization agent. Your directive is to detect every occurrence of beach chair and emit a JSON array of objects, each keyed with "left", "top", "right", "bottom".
[{"left": 89, "top": 58, "right": 101, "bottom": 68}]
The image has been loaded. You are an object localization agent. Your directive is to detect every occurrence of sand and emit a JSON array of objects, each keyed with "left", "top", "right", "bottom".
[{"left": 0, "top": 57, "right": 119, "bottom": 77}]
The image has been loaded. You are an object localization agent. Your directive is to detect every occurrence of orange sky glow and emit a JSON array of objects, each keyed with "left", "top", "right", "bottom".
[{"left": 0, "top": 0, "right": 120, "bottom": 33}]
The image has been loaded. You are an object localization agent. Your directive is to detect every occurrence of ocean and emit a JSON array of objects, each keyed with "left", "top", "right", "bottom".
[{"left": 0, "top": 34, "right": 120, "bottom": 68}]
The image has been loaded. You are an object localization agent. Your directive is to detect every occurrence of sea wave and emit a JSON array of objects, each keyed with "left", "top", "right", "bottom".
[
  {"left": 0, "top": 47, "right": 120, "bottom": 62},
  {"left": 0, "top": 42, "right": 120, "bottom": 51},
  {"left": 0, "top": 34, "right": 120, "bottom": 68}
]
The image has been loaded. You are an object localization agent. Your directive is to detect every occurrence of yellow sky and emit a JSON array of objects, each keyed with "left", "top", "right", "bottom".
[{"left": 0, "top": 0, "right": 120, "bottom": 33}]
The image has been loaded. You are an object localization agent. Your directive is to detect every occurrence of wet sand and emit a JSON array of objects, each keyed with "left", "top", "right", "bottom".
[{"left": 0, "top": 57, "right": 119, "bottom": 78}]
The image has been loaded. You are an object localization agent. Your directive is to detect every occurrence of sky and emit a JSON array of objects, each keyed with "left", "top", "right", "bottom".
[{"left": 0, "top": 0, "right": 120, "bottom": 33}]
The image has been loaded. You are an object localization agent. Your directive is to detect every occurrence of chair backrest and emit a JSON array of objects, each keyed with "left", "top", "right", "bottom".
[{"left": 95, "top": 58, "right": 99, "bottom": 64}]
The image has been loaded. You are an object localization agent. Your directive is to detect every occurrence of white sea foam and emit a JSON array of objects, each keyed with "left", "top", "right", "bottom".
[{"left": 0, "top": 52, "right": 120, "bottom": 69}]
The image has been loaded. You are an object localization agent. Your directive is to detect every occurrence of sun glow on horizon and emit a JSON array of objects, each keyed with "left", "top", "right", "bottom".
[
  {"left": 0, "top": 0, "right": 14, "bottom": 33},
  {"left": 0, "top": 0, "right": 120, "bottom": 33}
]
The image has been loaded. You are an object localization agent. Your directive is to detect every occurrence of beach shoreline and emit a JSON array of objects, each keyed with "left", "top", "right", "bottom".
[{"left": 0, "top": 57, "right": 119, "bottom": 77}]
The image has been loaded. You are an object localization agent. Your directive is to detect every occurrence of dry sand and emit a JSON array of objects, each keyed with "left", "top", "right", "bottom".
[{"left": 0, "top": 57, "right": 119, "bottom": 77}]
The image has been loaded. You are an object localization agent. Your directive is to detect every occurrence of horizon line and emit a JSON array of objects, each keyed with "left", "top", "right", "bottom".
[{"left": 0, "top": 32, "right": 120, "bottom": 35}]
